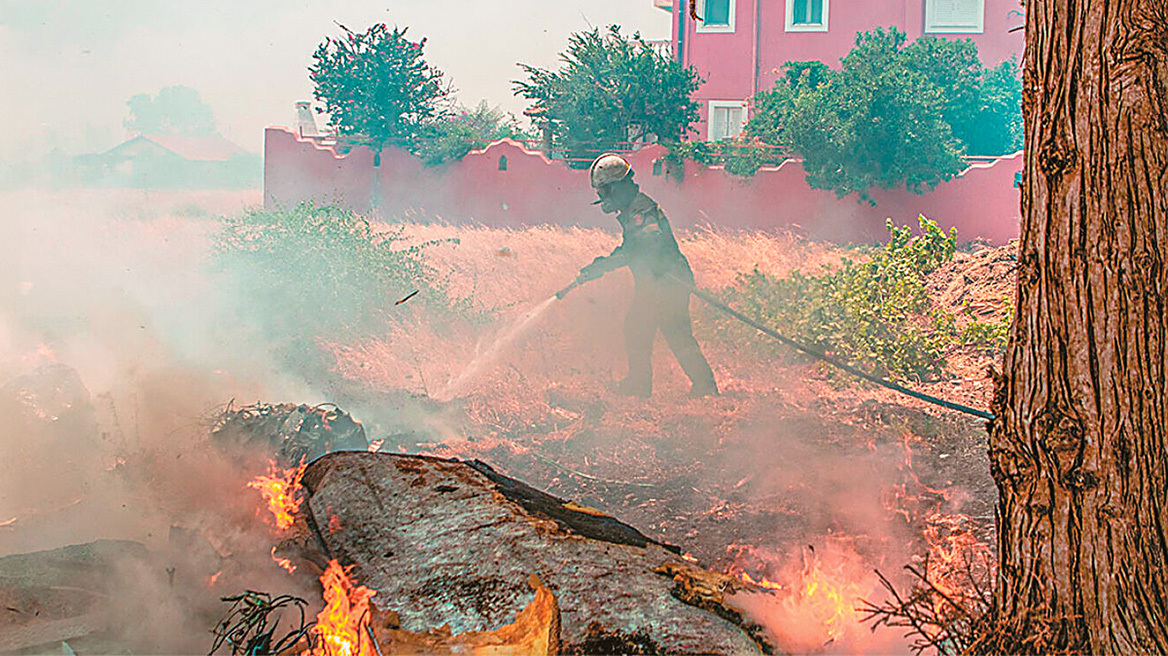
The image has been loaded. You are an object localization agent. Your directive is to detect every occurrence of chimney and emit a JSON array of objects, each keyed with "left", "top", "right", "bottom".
[{"left": 295, "top": 101, "right": 320, "bottom": 137}]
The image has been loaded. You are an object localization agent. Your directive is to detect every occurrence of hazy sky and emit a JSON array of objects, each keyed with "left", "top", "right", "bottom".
[{"left": 0, "top": 0, "right": 671, "bottom": 158}]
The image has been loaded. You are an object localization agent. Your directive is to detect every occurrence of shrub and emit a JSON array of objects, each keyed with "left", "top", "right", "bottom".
[
  {"left": 414, "top": 102, "right": 531, "bottom": 167},
  {"left": 210, "top": 204, "right": 461, "bottom": 353},
  {"left": 959, "top": 297, "right": 1014, "bottom": 352},
  {"left": 665, "top": 139, "right": 788, "bottom": 178},
  {"left": 718, "top": 216, "right": 958, "bottom": 381}
]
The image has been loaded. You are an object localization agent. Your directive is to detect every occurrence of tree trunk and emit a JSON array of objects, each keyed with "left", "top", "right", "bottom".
[{"left": 988, "top": 0, "right": 1168, "bottom": 652}]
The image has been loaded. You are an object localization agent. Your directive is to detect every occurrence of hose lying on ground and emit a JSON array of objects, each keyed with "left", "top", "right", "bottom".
[
  {"left": 554, "top": 275, "right": 995, "bottom": 421},
  {"left": 687, "top": 285, "right": 995, "bottom": 421}
]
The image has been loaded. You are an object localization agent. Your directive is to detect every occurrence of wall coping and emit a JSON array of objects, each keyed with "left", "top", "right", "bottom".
[{"left": 266, "top": 125, "right": 1024, "bottom": 176}]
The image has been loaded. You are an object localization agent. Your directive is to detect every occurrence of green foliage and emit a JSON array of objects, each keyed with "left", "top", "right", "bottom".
[
  {"left": 959, "top": 297, "right": 1014, "bottom": 351},
  {"left": 666, "top": 140, "right": 787, "bottom": 178},
  {"left": 309, "top": 23, "right": 452, "bottom": 149},
  {"left": 210, "top": 204, "right": 459, "bottom": 350},
  {"left": 967, "top": 59, "right": 1024, "bottom": 156},
  {"left": 900, "top": 37, "right": 1023, "bottom": 156},
  {"left": 124, "top": 86, "right": 216, "bottom": 135},
  {"left": 721, "top": 216, "right": 958, "bottom": 380},
  {"left": 514, "top": 25, "right": 702, "bottom": 162},
  {"left": 745, "top": 27, "right": 1023, "bottom": 197},
  {"left": 414, "top": 102, "right": 532, "bottom": 166}
]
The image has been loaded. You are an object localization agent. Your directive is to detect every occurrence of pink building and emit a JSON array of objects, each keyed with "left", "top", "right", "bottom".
[{"left": 655, "top": 0, "right": 1025, "bottom": 140}]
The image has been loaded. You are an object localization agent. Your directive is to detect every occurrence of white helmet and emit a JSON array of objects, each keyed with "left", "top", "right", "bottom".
[{"left": 589, "top": 153, "right": 633, "bottom": 189}]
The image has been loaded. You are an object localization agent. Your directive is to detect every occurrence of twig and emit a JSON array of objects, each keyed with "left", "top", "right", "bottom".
[
  {"left": 529, "top": 451, "right": 659, "bottom": 488},
  {"left": 209, "top": 591, "right": 311, "bottom": 655}
]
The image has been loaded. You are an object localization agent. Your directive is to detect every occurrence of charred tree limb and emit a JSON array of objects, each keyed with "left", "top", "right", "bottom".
[{"left": 297, "top": 452, "right": 763, "bottom": 654}]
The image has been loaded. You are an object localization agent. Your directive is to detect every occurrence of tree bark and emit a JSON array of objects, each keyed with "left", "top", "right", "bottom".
[{"left": 988, "top": 0, "right": 1168, "bottom": 652}]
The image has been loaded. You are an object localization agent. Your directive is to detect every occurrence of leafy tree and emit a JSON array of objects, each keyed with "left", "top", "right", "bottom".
[
  {"left": 965, "top": 58, "right": 1023, "bottom": 157},
  {"left": 414, "top": 102, "right": 531, "bottom": 166},
  {"left": 746, "top": 27, "right": 1023, "bottom": 198},
  {"left": 514, "top": 25, "right": 702, "bottom": 163},
  {"left": 309, "top": 23, "right": 452, "bottom": 149},
  {"left": 901, "top": 36, "right": 1023, "bottom": 156},
  {"left": 124, "top": 85, "right": 216, "bottom": 136}
]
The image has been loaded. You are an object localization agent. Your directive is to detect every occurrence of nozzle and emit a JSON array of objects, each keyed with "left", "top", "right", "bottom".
[{"left": 555, "top": 280, "right": 580, "bottom": 299}]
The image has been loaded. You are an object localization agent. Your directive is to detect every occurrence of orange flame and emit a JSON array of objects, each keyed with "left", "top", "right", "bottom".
[
  {"left": 20, "top": 342, "right": 58, "bottom": 369},
  {"left": 738, "top": 570, "right": 784, "bottom": 591},
  {"left": 922, "top": 512, "right": 992, "bottom": 618},
  {"left": 312, "top": 560, "right": 378, "bottom": 656},
  {"left": 729, "top": 541, "right": 875, "bottom": 652},
  {"left": 247, "top": 460, "right": 307, "bottom": 530},
  {"left": 271, "top": 546, "right": 297, "bottom": 574},
  {"left": 786, "top": 551, "right": 865, "bottom": 644}
]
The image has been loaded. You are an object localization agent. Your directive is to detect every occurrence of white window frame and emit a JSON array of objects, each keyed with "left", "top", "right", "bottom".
[
  {"left": 707, "top": 100, "right": 748, "bottom": 142},
  {"left": 785, "top": 0, "right": 829, "bottom": 32},
  {"left": 696, "top": 0, "right": 736, "bottom": 33},
  {"left": 924, "top": 0, "right": 985, "bottom": 34}
]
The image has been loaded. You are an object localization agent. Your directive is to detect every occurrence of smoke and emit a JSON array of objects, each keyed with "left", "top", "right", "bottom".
[
  {"left": 0, "top": 0, "right": 669, "bottom": 168},
  {"left": 0, "top": 188, "right": 329, "bottom": 651},
  {"left": 0, "top": 183, "right": 991, "bottom": 653}
]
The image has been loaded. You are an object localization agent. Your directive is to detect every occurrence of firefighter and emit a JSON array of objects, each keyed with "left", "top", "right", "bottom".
[{"left": 575, "top": 153, "right": 718, "bottom": 398}]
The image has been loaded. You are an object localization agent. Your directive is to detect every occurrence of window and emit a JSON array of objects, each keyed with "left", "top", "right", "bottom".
[
  {"left": 697, "top": 0, "right": 735, "bottom": 33},
  {"left": 786, "top": 0, "right": 829, "bottom": 32},
  {"left": 924, "top": 0, "right": 985, "bottom": 33},
  {"left": 708, "top": 101, "right": 747, "bottom": 142}
]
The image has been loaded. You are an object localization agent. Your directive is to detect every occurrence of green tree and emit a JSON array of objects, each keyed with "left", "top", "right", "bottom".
[
  {"left": 965, "top": 58, "right": 1023, "bottom": 156},
  {"left": 901, "top": 36, "right": 1023, "bottom": 156},
  {"left": 414, "top": 102, "right": 531, "bottom": 166},
  {"left": 746, "top": 27, "right": 1023, "bottom": 198},
  {"left": 514, "top": 25, "right": 702, "bottom": 163},
  {"left": 309, "top": 23, "right": 452, "bottom": 149},
  {"left": 124, "top": 85, "right": 216, "bottom": 136}
]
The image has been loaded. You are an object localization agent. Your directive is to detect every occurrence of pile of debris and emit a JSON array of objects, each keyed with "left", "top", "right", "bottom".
[{"left": 211, "top": 402, "right": 369, "bottom": 464}]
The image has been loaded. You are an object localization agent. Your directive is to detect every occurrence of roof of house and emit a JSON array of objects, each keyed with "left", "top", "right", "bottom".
[{"left": 104, "top": 133, "right": 249, "bottom": 162}]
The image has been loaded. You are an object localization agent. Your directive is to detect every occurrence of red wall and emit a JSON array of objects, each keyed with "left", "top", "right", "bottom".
[
  {"left": 264, "top": 127, "right": 1021, "bottom": 245},
  {"left": 678, "top": 0, "right": 1024, "bottom": 139}
]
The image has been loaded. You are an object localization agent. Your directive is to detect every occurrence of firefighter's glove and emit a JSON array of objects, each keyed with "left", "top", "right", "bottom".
[{"left": 576, "top": 258, "right": 607, "bottom": 284}]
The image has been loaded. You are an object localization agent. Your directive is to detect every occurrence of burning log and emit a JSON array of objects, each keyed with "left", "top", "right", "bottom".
[
  {"left": 212, "top": 402, "right": 368, "bottom": 465},
  {"left": 287, "top": 452, "right": 769, "bottom": 654}
]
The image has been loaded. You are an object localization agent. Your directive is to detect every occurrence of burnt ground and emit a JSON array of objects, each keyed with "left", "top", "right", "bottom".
[{"left": 324, "top": 239, "right": 1017, "bottom": 608}]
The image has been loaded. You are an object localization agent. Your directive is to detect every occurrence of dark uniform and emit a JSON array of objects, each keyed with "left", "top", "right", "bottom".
[{"left": 582, "top": 192, "right": 717, "bottom": 397}]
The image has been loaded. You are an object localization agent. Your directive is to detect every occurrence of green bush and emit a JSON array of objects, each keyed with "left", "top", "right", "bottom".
[
  {"left": 959, "top": 297, "right": 1014, "bottom": 352},
  {"left": 719, "top": 216, "right": 958, "bottom": 381},
  {"left": 743, "top": 28, "right": 1023, "bottom": 198},
  {"left": 665, "top": 140, "right": 788, "bottom": 178},
  {"left": 414, "top": 102, "right": 531, "bottom": 166},
  {"left": 211, "top": 204, "right": 461, "bottom": 350}
]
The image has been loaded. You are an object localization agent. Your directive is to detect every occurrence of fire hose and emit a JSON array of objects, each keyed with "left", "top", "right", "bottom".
[{"left": 555, "top": 278, "right": 995, "bottom": 422}]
